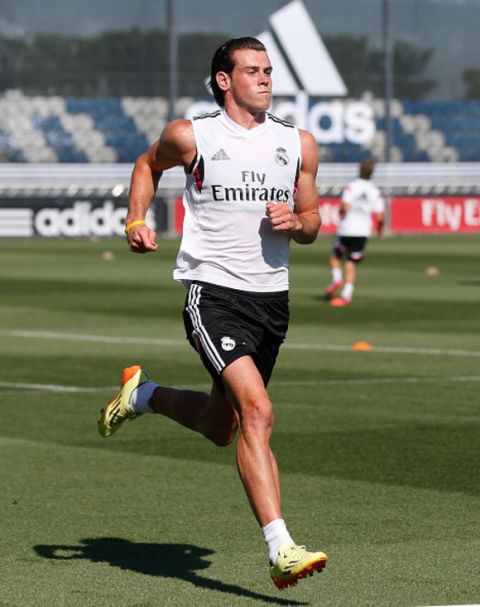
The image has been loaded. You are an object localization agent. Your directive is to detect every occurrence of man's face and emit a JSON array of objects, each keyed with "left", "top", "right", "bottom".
[{"left": 225, "top": 49, "right": 273, "bottom": 111}]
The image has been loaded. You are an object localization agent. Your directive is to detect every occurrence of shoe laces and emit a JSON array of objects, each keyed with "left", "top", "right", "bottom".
[{"left": 281, "top": 543, "right": 307, "bottom": 560}]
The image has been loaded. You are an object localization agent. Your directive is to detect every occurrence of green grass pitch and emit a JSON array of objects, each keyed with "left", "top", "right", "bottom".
[{"left": 0, "top": 233, "right": 479, "bottom": 607}]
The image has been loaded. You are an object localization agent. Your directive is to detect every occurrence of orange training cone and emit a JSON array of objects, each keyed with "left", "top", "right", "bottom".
[{"left": 351, "top": 341, "right": 373, "bottom": 351}]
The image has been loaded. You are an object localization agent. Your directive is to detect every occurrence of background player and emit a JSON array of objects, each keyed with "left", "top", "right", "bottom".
[{"left": 325, "top": 158, "right": 385, "bottom": 306}]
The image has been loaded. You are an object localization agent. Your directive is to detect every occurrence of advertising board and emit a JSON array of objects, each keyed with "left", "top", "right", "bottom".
[
  {"left": 173, "top": 196, "right": 480, "bottom": 236},
  {"left": 0, "top": 198, "right": 166, "bottom": 238}
]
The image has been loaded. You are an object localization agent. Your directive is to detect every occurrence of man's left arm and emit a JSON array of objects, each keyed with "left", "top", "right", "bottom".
[
  {"left": 373, "top": 189, "right": 386, "bottom": 236},
  {"left": 375, "top": 211, "right": 385, "bottom": 236},
  {"left": 266, "top": 130, "right": 321, "bottom": 244}
]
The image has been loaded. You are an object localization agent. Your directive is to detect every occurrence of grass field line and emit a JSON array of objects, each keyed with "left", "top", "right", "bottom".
[
  {"left": 5, "top": 329, "right": 480, "bottom": 358},
  {"left": 275, "top": 375, "right": 480, "bottom": 386},
  {"left": 6, "top": 329, "right": 180, "bottom": 346},
  {"left": 0, "top": 381, "right": 115, "bottom": 392},
  {"left": 1, "top": 375, "right": 480, "bottom": 394}
]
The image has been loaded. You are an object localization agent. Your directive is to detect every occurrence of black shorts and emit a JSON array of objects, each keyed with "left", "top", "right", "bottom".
[
  {"left": 182, "top": 281, "right": 289, "bottom": 389},
  {"left": 332, "top": 236, "right": 368, "bottom": 262}
]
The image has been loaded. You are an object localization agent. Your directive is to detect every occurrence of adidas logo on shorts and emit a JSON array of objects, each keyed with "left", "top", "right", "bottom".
[{"left": 211, "top": 148, "right": 230, "bottom": 161}]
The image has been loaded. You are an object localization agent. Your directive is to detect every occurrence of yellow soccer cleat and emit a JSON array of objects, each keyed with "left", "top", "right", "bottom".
[
  {"left": 98, "top": 365, "right": 149, "bottom": 438},
  {"left": 270, "top": 542, "right": 328, "bottom": 590}
]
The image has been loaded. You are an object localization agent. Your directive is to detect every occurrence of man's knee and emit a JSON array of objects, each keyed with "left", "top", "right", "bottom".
[
  {"left": 240, "top": 396, "right": 274, "bottom": 434},
  {"left": 348, "top": 252, "right": 364, "bottom": 263}
]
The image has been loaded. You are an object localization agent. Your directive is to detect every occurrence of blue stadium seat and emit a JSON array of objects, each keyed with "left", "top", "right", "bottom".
[
  {"left": 3, "top": 95, "right": 480, "bottom": 163},
  {"left": 399, "top": 99, "right": 480, "bottom": 161},
  {"left": 56, "top": 147, "right": 88, "bottom": 162}
]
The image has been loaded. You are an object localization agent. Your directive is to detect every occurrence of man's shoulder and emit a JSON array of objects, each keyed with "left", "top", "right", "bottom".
[
  {"left": 351, "top": 177, "right": 377, "bottom": 191},
  {"left": 160, "top": 118, "right": 196, "bottom": 159},
  {"left": 266, "top": 112, "right": 296, "bottom": 129},
  {"left": 364, "top": 179, "right": 382, "bottom": 196},
  {"left": 192, "top": 109, "right": 223, "bottom": 122},
  {"left": 163, "top": 118, "right": 194, "bottom": 136}
]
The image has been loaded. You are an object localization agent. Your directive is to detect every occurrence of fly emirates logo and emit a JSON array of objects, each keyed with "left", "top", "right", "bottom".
[
  {"left": 421, "top": 198, "right": 480, "bottom": 231},
  {"left": 186, "top": 0, "right": 375, "bottom": 146},
  {"left": 211, "top": 171, "right": 291, "bottom": 203}
]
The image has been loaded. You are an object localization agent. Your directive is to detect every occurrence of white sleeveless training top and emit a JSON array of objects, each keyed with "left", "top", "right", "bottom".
[
  {"left": 173, "top": 110, "right": 301, "bottom": 292},
  {"left": 338, "top": 178, "right": 385, "bottom": 237}
]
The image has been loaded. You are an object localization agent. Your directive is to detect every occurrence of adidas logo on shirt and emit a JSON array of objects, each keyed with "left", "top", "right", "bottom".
[{"left": 211, "top": 148, "right": 230, "bottom": 161}]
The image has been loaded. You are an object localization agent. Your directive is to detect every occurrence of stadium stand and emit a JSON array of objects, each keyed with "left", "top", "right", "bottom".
[{"left": 1, "top": 90, "right": 480, "bottom": 164}]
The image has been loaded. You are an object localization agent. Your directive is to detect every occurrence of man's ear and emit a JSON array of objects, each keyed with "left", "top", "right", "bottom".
[{"left": 216, "top": 71, "right": 231, "bottom": 93}]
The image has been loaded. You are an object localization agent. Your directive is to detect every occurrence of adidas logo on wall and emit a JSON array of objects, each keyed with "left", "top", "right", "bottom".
[
  {"left": 211, "top": 148, "right": 230, "bottom": 161},
  {"left": 257, "top": 0, "right": 347, "bottom": 97},
  {"left": 186, "top": 0, "right": 375, "bottom": 146}
]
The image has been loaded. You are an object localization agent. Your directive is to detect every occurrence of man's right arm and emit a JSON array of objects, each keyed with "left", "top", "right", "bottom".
[
  {"left": 373, "top": 187, "right": 385, "bottom": 237},
  {"left": 375, "top": 212, "right": 385, "bottom": 236},
  {"left": 126, "top": 119, "right": 196, "bottom": 254},
  {"left": 339, "top": 184, "right": 351, "bottom": 218}
]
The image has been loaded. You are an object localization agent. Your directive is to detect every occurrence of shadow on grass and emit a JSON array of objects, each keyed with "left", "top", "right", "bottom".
[{"left": 34, "top": 537, "right": 309, "bottom": 606}]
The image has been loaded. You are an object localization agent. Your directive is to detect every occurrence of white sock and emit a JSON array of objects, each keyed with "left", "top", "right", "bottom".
[
  {"left": 332, "top": 268, "right": 343, "bottom": 283},
  {"left": 342, "top": 282, "right": 354, "bottom": 301},
  {"left": 262, "top": 518, "right": 294, "bottom": 564},
  {"left": 129, "top": 381, "right": 157, "bottom": 413}
]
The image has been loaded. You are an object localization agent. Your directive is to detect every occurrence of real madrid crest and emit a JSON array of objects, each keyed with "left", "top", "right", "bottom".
[
  {"left": 274, "top": 147, "right": 289, "bottom": 166},
  {"left": 221, "top": 336, "right": 236, "bottom": 351}
]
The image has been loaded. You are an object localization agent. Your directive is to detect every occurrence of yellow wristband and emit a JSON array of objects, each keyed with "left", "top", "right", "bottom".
[{"left": 125, "top": 219, "right": 146, "bottom": 234}]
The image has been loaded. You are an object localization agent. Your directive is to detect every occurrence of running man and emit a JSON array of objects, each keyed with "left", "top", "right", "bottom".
[
  {"left": 325, "top": 158, "right": 385, "bottom": 306},
  {"left": 98, "top": 37, "right": 327, "bottom": 589}
]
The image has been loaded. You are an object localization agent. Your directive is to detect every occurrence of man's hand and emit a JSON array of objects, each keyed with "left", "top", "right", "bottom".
[
  {"left": 339, "top": 202, "right": 350, "bottom": 219},
  {"left": 266, "top": 202, "right": 301, "bottom": 233},
  {"left": 126, "top": 224, "right": 158, "bottom": 254}
]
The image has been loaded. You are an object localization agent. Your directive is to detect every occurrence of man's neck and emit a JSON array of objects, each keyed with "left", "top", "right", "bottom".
[{"left": 223, "top": 105, "right": 267, "bottom": 130}]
